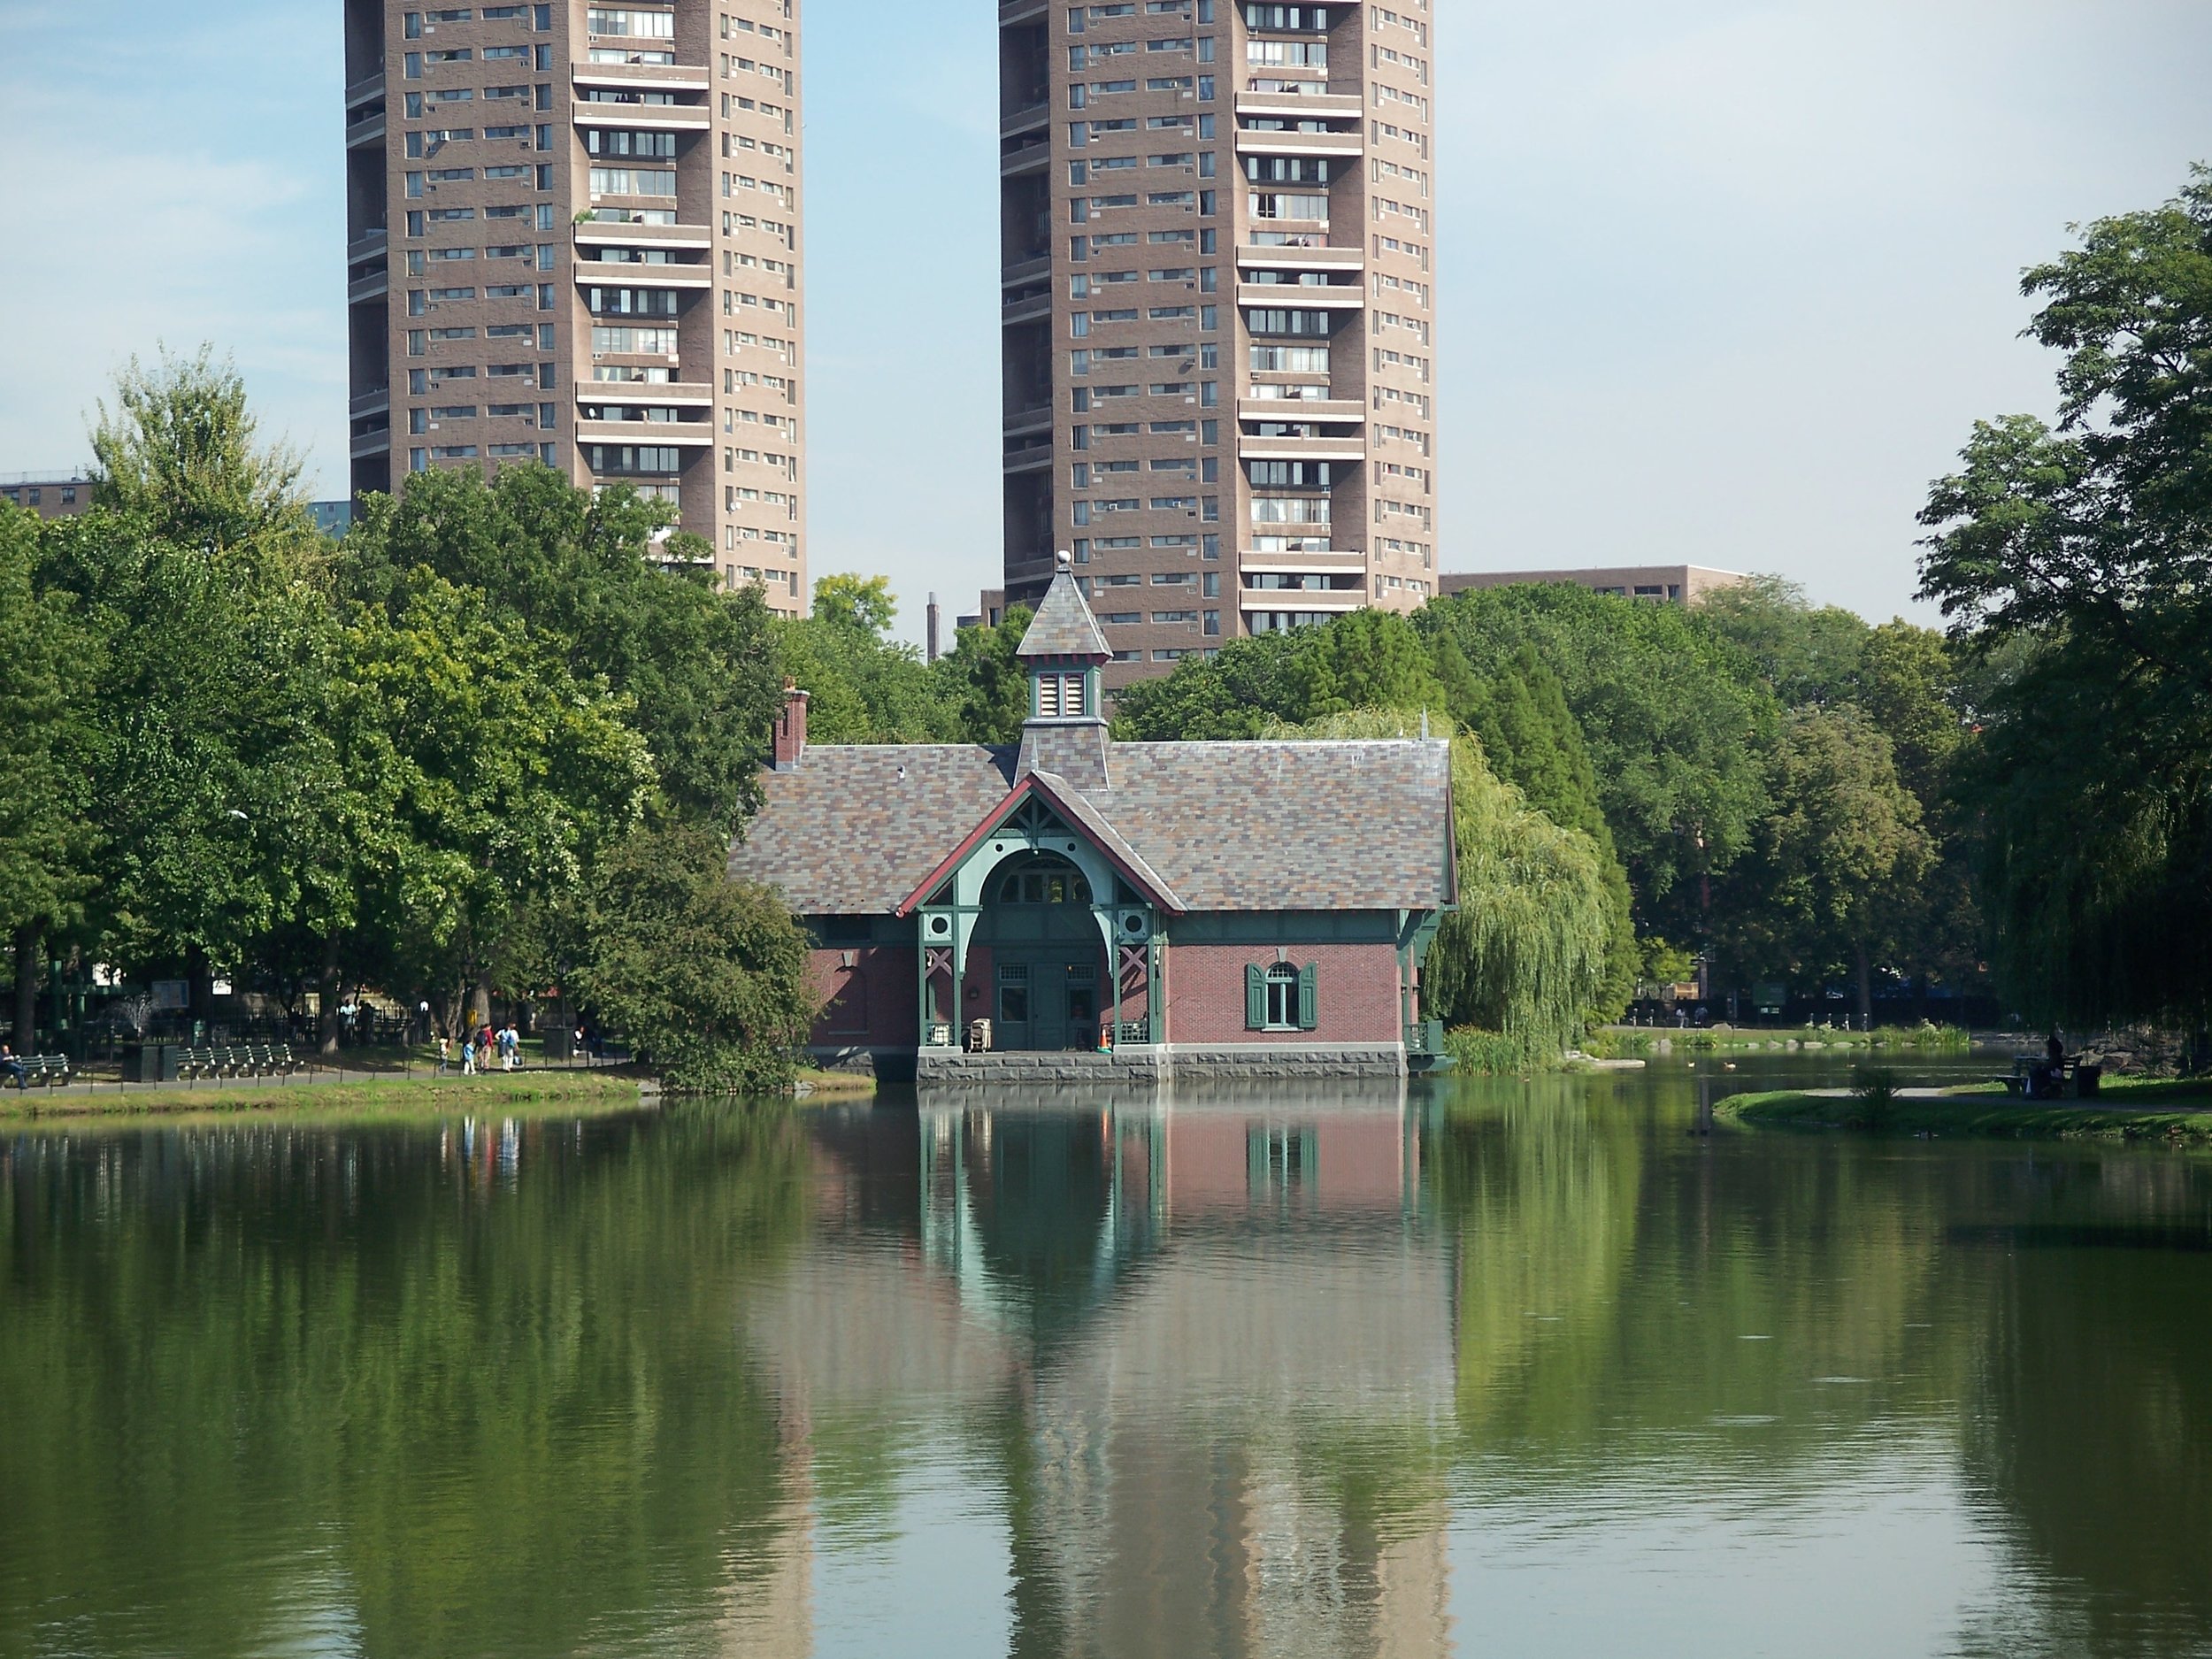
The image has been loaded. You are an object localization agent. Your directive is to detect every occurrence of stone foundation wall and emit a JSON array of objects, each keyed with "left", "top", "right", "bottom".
[{"left": 911, "top": 1043, "right": 1405, "bottom": 1087}]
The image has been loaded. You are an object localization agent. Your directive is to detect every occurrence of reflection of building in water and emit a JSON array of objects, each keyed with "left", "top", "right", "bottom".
[
  {"left": 746, "top": 1091, "right": 1454, "bottom": 1655},
  {"left": 714, "top": 1411, "right": 815, "bottom": 1659}
]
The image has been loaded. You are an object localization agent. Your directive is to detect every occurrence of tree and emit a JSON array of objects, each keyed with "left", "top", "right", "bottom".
[
  {"left": 810, "top": 572, "right": 899, "bottom": 638},
  {"left": 1417, "top": 584, "right": 1778, "bottom": 946},
  {"left": 37, "top": 500, "right": 330, "bottom": 1010},
  {"left": 0, "top": 510, "right": 99, "bottom": 1048},
  {"left": 1456, "top": 646, "right": 1636, "bottom": 1021},
  {"left": 769, "top": 572, "right": 956, "bottom": 744},
  {"left": 332, "top": 569, "right": 655, "bottom": 1040},
  {"left": 1271, "top": 710, "right": 1611, "bottom": 1064},
  {"left": 1918, "top": 165, "right": 2212, "bottom": 1028},
  {"left": 1713, "top": 707, "right": 1933, "bottom": 1026},
  {"left": 933, "top": 605, "right": 1034, "bottom": 744},
  {"left": 1110, "top": 629, "right": 1317, "bottom": 740},
  {"left": 572, "top": 823, "right": 816, "bottom": 1093},
  {"left": 1113, "top": 610, "right": 1443, "bottom": 741},
  {"left": 1694, "top": 576, "right": 1870, "bottom": 710},
  {"left": 88, "top": 345, "right": 313, "bottom": 555},
  {"left": 341, "top": 466, "right": 784, "bottom": 833}
]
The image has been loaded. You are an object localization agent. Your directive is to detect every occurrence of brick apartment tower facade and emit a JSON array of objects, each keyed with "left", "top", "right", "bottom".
[
  {"left": 345, "top": 0, "right": 806, "bottom": 614},
  {"left": 998, "top": 0, "right": 1436, "bottom": 688}
]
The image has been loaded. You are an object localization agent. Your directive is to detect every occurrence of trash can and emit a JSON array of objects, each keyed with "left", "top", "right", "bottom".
[{"left": 125, "top": 1043, "right": 182, "bottom": 1083}]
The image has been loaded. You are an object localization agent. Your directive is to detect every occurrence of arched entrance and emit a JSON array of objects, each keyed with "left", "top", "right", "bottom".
[{"left": 973, "top": 853, "right": 1107, "bottom": 1051}]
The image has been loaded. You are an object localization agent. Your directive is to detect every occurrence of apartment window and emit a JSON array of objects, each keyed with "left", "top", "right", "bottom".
[
  {"left": 586, "top": 128, "right": 678, "bottom": 159},
  {"left": 588, "top": 7, "right": 676, "bottom": 37},
  {"left": 590, "top": 166, "right": 678, "bottom": 196}
]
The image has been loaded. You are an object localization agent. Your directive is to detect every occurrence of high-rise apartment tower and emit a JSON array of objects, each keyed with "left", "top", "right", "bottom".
[
  {"left": 998, "top": 0, "right": 1435, "bottom": 687},
  {"left": 344, "top": 0, "right": 806, "bottom": 613}
]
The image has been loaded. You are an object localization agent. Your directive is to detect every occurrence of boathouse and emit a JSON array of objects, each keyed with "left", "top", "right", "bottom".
[{"left": 729, "top": 562, "right": 1455, "bottom": 1082}]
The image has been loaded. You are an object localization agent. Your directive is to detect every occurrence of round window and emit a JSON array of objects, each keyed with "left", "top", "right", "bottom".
[{"left": 928, "top": 915, "right": 950, "bottom": 936}]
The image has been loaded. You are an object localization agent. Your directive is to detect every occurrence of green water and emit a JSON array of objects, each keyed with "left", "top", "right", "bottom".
[{"left": 4, "top": 1056, "right": 2210, "bottom": 1657}]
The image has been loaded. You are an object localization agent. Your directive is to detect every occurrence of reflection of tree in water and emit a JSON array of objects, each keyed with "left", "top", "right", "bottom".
[
  {"left": 1426, "top": 1075, "right": 1962, "bottom": 1463},
  {"left": 0, "top": 1106, "right": 815, "bottom": 1655},
  {"left": 1953, "top": 1155, "right": 2212, "bottom": 1655}
]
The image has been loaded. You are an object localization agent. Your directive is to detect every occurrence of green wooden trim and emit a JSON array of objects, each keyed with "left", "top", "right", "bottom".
[
  {"left": 1297, "top": 962, "right": 1318, "bottom": 1031},
  {"left": 1245, "top": 963, "right": 1266, "bottom": 1030}
]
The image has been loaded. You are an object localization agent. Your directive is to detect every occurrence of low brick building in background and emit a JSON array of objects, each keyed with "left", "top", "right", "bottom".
[
  {"left": 1440, "top": 564, "right": 1747, "bottom": 605},
  {"left": 0, "top": 472, "right": 94, "bottom": 519},
  {"left": 731, "top": 559, "right": 1455, "bottom": 1084}
]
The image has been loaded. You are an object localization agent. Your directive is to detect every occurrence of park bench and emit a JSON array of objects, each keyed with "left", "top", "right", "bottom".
[
  {"left": 180, "top": 1047, "right": 257, "bottom": 1079},
  {"left": 254, "top": 1042, "right": 300, "bottom": 1076},
  {"left": 1995, "top": 1056, "right": 2103, "bottom": 1101},
  {"left": 6, "top": 1054, "right": 71, "bottom": 1089}
]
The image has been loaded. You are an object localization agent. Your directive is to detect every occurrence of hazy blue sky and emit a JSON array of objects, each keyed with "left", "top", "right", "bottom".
[{"left": 2, "top": 0, "right": 2207, "bottom": 641}]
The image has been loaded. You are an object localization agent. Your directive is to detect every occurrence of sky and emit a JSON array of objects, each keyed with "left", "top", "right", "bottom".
[{"left": 1, "top": 0, "right": 2208, "bottom": 642}]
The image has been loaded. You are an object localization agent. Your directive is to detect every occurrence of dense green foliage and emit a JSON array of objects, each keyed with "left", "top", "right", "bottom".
[
  {"left": 1, "top": 353, "right": 811, "bottom": 1085},
  {"left": 1271, "top": 710, "right": 1610, "bottom": 1066},
  {"left": 768, "top": 581, "right": 1035, "bottom": 745},
  {"left": 572, "top": 825, "right": 815, "bottom": 1093},
  {"left": 1116, "top": 573, "right": 1977, "bottom": 1043},
  {"left": 1919, "top": 165, "right": 2212, "bottom": 1032}
]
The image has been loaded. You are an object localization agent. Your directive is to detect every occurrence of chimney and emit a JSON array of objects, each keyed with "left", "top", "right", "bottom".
[
  {"left": 772, "top": 679, "right": 810, "bottom": 771},
  {"left": 926, "top": 593, "right": 941, "bottom": 664}
]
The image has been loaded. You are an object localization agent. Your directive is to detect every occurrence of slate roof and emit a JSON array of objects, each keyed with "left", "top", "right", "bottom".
[
  {"left": 729, "top": 737, "right": 1453, "bottom": 916},
  {"left": 1015, "top": 568, "right": 1111, "bottom": 661}
]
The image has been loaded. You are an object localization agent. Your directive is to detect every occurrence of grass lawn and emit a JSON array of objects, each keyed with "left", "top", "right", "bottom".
[
  {"left": 1718, "top": 1076, "right": 2212, "bottom": 1143},
  {"left": 0, "top": 1067, "right": 649, "bottom": 1125},
  {"left": 794, "top": 1066, "right": 877, "bottom": 1099},
  {"left": 1591, "top": 1023, "right": 1972, "bottom": 1057}
]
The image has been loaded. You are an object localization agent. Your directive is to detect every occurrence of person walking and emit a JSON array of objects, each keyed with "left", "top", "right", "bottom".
[
  {"left": 501, "top": 1023, "right": 519, "bottom": 1071},
  {"left": 462, "top": 1035, "right": 477, "bottom": 1077},
  {"left": 436, "top": 1033, "right": 451, "bottom": 1077}
]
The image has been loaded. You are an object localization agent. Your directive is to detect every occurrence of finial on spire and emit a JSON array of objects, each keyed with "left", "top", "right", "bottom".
[{"left": 1056, "top": 548, "right": 1073, "bottom": 567}]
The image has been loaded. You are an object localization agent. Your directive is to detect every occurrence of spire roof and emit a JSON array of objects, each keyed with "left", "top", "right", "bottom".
[{"left": 1015, "top": 564, "right": 1111, "bottom": 662}]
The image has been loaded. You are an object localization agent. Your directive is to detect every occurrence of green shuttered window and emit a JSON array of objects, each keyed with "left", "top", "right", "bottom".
[{"left": 1248, "top": 961, "right": 1317, "bottom": 1031}]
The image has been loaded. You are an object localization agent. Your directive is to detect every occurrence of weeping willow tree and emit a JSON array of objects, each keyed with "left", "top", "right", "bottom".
[{"left": 1267, "top": 709, "right": 1612, "bottom": 1066}]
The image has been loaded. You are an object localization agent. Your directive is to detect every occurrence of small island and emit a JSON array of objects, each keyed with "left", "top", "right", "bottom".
[{"left": 1720, "top": 1076, "right": 2212, "bottom": 1144}]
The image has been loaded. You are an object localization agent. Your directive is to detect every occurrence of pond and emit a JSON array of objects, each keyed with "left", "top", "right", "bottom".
[{"left": 4, "top": 1055, "right": 2210, "bottom": 1657}]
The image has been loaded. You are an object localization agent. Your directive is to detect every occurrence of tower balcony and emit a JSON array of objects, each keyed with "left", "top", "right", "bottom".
[
  {"left": 346, "top": 107, "right": 386, "bottom": 150},
  {"left": 573, "top": 419, "right": 717, "bottom": 447},
  {"left": 573, "top": 379, "right": 714, "bottom": 406},
  {"left": 1000, "top": 100, "right": 1050, "bottom": 139},
  {"left": 1239, "top": 396, "right": 1364, "bottom": 424},
  {"left": 1236, "top": 242, "right": 1363, "bottom": 273},
  {"left": 574, "top": 260, "right": 712, "bottom": 290},
  {"left": 1237, "top": 431, "right": 1365, "bottom": 463},
  {"left": 572, "top": 102, "right": 710, "bottom": 132},
  {"left": 572, "top": 216, "right": 712, "bottom": 251},
  {"left": 1236, "top": 282, "right": 1363, "bottom": 310},
  {"left": 1233, "top": 127, "right": 1362, "bottom": 160},
  {"left": 1234, "top": 88, "right": 1362, "bottom": 121},
  {"left": 571, "top": 61, "right": 711, "bottom": 96}
]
